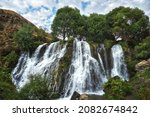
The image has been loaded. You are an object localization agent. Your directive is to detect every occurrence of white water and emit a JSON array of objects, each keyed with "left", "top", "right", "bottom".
[
  {"left": 63, "top": 39, "right": 107, "bottom": 99},
  {"left": 12, "top": 39, "right": 129, "bottom": 100},
  {"left": 12, "top": 41, "right": 67, "bottom": 89},
  {"left": 97, "top": 44, "right": 109, "bottom": 77},
  {"left": 111, "top": 44, "right": 129, "bottom": 81},
  {"left": 98, "top": 53, "right": 106, "bottom": 77}
]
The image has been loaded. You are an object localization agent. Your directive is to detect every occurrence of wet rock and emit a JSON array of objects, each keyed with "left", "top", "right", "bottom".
[{"left": 71, "top": 91, "right": 80, "bottom": 100}]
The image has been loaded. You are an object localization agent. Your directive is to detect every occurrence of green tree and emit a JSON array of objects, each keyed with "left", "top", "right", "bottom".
[
  {"left": 87, "top": 13, "right": 111, "bottom": 42},
  {"left": 14, "top": 25, "right": 33, "bottom": 51},
  {"left": 106, "top": 6, "right": 149, "bottom": 45},
  {"left": 51, "top": 6, "right": 82, "bottom": 40}
]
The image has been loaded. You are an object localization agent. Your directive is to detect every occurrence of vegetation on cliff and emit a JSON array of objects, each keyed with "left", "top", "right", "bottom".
[
  {"left": 0, "top": 6, "right": 150, "bottom": 99},
  {"left": 19, "top": 75, "right": 60, "bottom": 100},
  {"left": 0, "top": 9, "right": 52, "bottom": 99},
  {"left": 51, "top": 6, "right": 150, "bottom": 100}
]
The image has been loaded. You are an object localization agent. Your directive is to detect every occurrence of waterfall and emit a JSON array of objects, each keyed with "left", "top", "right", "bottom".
[
  {"left": 12, "top": 38, "right": 129, "bottom": 100},
  {"left": 98, "top": 53, "right": 106, "bottom": 77},
  {"left": 63, "top": 39, "right": 107, "bottom": 99},
  {"left": 97, "top": 44, "right": 110, "bottom": 77},
  {"left": 12, "top": 41, "right": 67, "bottom": 90},
  {"left": 111, "top": 44, "right": 129, "bottom": 81}
]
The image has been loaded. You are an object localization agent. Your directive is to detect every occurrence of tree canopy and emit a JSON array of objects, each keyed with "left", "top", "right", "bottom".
[
  {"left": 106, "top": 6, "right": 149, "bottom": 45},
  {"left": 51, "top": 6, "right": 82, "bottom": 40},
  {"left": 86, "top": 13, "right": 111, "bottom": 42},
  {"left": 51, "top": 6, "right": 149, "bottom": 44}
]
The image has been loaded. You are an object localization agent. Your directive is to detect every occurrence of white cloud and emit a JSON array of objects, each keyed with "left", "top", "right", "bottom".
[{"left": 0, "top": 0, "right": 149, "bottom": 32}]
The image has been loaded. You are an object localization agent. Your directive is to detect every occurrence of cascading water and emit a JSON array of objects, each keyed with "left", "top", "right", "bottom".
[
  {"left": 97, "top": 44, "right": 110, "bottom": 77},
  {"left": 111, "top": 44, "right": 129, "bottom": 81},
  {"left": 12, "top": 41, "right": 67, "bottom": 90},
  {"left": 63, "top": 39, "right": 107, "bottom": 99},
  {"left": 12, "top": 38, "right": 129, "bottom": 100},
  {"left": 98, "top": 53, "right": 107, "bottom": 78}
]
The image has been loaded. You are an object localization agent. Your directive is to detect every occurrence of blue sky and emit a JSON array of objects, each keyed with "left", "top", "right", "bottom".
[{"left": 0, "top": 0, "right": 150, "bottom": 32}]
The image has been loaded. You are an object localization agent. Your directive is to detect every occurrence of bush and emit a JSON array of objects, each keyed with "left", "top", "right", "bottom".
[
  {"left": 3, "top": 51, "right": 18, "bottom": 68},
  {"left": 0, "top": 67, "right": 12, "bottom": 83},
  {"left": 0, "top": 81, "right": 18, "bottom": 99},
  {"left": 136, "top": 68, "right": 150, "bottom": 80},
  {"left": 19, "top": 75, "right": 60, "bottom": 100},
  {"left": 104, "top": 76, "right": 131, "bottom": 99},
  {"left": 14, "top": 25, "right": 33, "bottom": 51},
  {"left": 129, "top": 68, "right": 150, "bottom": 99},
  {"left": 0, "top": 67, "right": 18, "bottom": 100},
  {"left": 134, "top": 36, "right": 150, "bottom": 59}
]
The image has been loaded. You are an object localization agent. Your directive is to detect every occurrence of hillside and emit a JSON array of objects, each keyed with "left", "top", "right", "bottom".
[
  {"left": 0, "top": 9, "right": 51, "bottom": 56},
  {"left": 0, "top": 9, "right": 52, "bottom": 99}
]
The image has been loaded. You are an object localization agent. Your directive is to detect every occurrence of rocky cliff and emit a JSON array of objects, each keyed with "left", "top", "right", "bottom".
[
  {"left": 0, "top": 9, "right": 34, "bottom": 56},
  {"left": 0, "top": 9, "right": 51, "bottom": 56}
]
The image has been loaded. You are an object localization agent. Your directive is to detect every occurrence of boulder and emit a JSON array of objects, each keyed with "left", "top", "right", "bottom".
[
  {"left": 79, "top": 94, "right": 104, "bottom": 100},
  {"left": 71, "top": 91, "right": 80, "bottom": 100},
  {"left": 135, "top": 59, "right": 150, "bottom": 72},
  {"left": 79, "top": 94, "right": 89, "bottom": 100}
]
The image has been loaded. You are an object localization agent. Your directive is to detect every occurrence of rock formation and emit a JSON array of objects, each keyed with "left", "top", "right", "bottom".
[{"left": 135, "top": 59, "right": 150, "bottom": 72}]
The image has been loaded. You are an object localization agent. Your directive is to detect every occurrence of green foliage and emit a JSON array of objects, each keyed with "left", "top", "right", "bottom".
[
  {"left": 51, "top": 6, "right": 82, "bottom": 40},
  {"left": 3, "top": 51, "right": 18, "bottom": 68},
  {"left": 125, "top": 59, "right": 138, "bottom": 77},
  {"left": 134, "top": 36, "right": 150, "bottom": 59},
  {"left": 107, "top": 6, "right": 149, "bottom": 45},
  {"left": 135, "top": 68, "right": 150, "bottom": 80},
  {"left": 52, "top": 6, "right": 149, "bottom": 44},
  {"left": 0, "top": 81, "right": 18, "bottom": 100},
  {"left": 104, "top": 76, "right": 131, "bottom": 99},
  {"left": 0, "top": 67, "right": 12, "bottom": 83},
  {"left": 130, "top": 69, "right": 150, "bottom": 99},
  {"left": 14, "top": 25, "right": 33, "bottom": 51},
  {"left": 0, "top": 67, "right": 18, "bottom": 100},
  {"left": 103, "top": 39, "right": 115, "bottom": 49},
  {"left": 87, "top": 14, "right": 111, "bottom": 42},
  {"left": 19, "top": 75, "right": 60, "bottom": 100}
]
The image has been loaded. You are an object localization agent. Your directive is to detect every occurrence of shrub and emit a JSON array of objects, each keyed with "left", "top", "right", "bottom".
[
  {"left": 0, "top": 81, "right": 18, "bottom": 100},
  {"left": 0, "top": 68, "right": 18, "bottom": 100},
  {"left": 130, "top": 68, "right": 150, "bottom": 99},
  {"left": 134, "top": 36, "right": 150, "bottom": 59},
  {"left": 19, "top": 75, "right": 60, "bottom": 100},
  {"left": 103, "top": 76, "right": 131, "bottom": 99},
  {"left": 0, "top": 67, "right": 12, "bottom": 83},
  {"left": 14, "top": 25, "right": 33, "bottom": 51},
  {"left": 3, "top": 51, "right": 18, "bottom": 68}
]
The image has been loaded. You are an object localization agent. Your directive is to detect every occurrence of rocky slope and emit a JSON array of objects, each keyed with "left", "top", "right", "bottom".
[
  {"left": 0, "top": 9, "right": 32, "bottom": 55},
  {"left": 0, "top": 9, "right": 51, "bottom": 56}
]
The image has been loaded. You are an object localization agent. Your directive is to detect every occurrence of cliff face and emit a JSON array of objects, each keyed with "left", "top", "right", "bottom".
[{"left": 0, "top": 9, "right": 36, "bottom": 56}]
